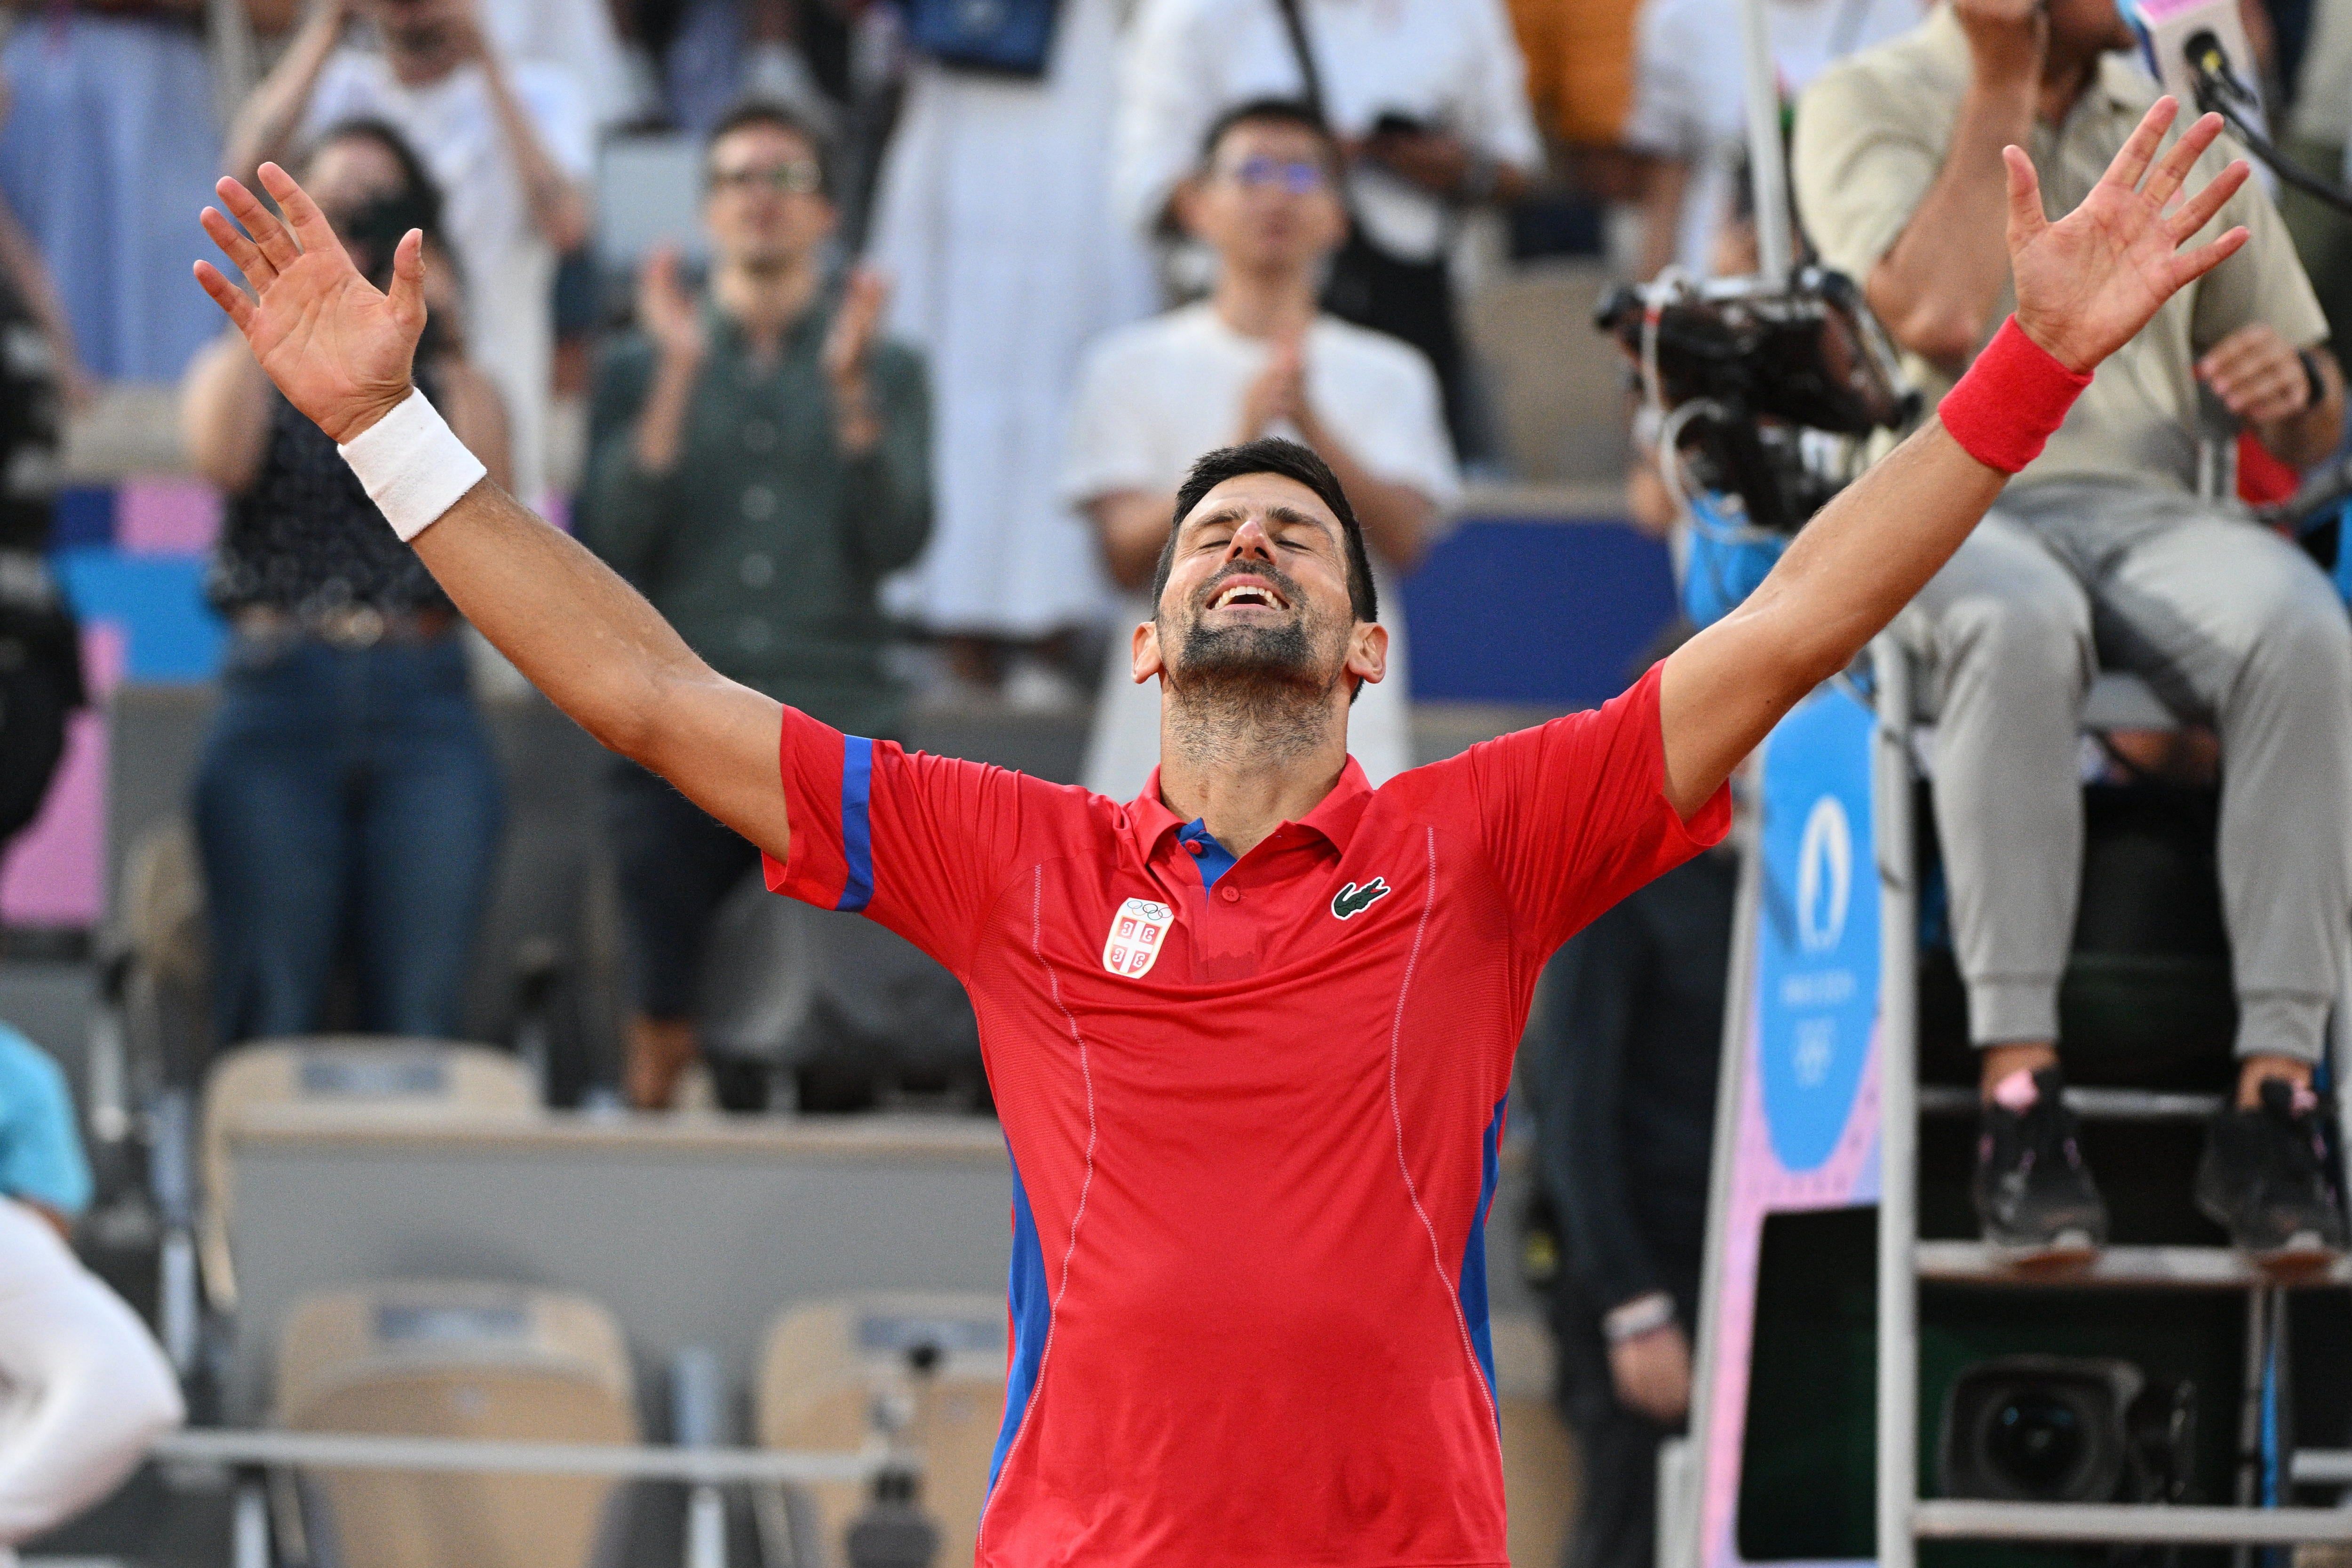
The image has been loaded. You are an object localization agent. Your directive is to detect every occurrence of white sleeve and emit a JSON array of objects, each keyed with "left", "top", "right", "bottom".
[
  {"left": 1459, "top": 0, "right": 1544, "bottom": 172},
  {"left": 1363, "top": 350, "right": 1462, "bottom": 525},
  {"left": 300, "top": 52, "right": 377, "bottom": 142},
  {"left": 1061, "top": 339, "right": 1169, "bottom": 506},
  {"left": 512, "top": 63, "right": 597, "bottom": 182},
  {"left": 1112, "top": 0, "right": 1219, "bottom": 234},
  {"left": 0, "top": 1203, "right": 182, "bottom": 1545}
]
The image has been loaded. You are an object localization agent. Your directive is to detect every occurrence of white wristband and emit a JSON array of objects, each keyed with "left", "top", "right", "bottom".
[{"left": 336, "top": 388, "right": 488, "bottom": 543}]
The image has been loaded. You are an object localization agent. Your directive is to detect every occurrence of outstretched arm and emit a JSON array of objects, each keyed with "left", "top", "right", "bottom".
[
  {"left": 193, "top": 164, "right": 791, "bottom": 859},
  {"left": 1657, "top": 100, "right": 2251, "bottom": 819}
]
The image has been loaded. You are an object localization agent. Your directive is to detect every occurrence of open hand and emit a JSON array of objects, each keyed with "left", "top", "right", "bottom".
[
  {"left": 194, "top": 164, "right": 423, "bottom": 444},
  {"left": 2006, "top": 97, "right": 2250, "bottom": 374}
]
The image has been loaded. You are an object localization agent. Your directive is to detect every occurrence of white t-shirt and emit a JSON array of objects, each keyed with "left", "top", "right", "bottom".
[
  {"left": 1064, "top": 303, "right": 1460, "bottom": 801},
  {"left": 0, "top": 1200, "right": 182, "bottom": 1555},
  {"left": 305, "top": 52, "right": 595, "bottom": 504},
  {"left": 1114, "top": 0, "right": 1543, "bottom": 261}
]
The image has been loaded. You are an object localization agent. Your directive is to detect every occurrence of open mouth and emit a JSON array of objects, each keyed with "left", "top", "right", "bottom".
[{"left": 1208, "top": 578, "right": 1289, "bottom": 613}]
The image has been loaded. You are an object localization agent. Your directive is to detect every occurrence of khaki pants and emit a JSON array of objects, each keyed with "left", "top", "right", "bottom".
[{"left": 1897, "top": 480, "right": 2352, "bottom": 1062}]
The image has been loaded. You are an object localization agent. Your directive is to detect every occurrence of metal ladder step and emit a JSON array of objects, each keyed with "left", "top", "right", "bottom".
[
  {"left": 1914, "top": 1500, "right": 2352, "bottom": 1544},
  {"left": 1915, "top": 1085, "right": 2226, "bottom": 1122},
  {"left": 1916, "top": 1241, "right": 2352, "bottom": 1288},
  {"left": 2292, "top": 1449, "right": 2352, "bottom": 1486}
]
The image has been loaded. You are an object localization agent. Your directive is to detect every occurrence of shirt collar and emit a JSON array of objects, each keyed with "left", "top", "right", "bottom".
[
  {"left": 1126, "top": 755, "right": 1375, "bottom": 861},
  {"left": 699, "top": 286, "right": 834, "bottom": 360}
]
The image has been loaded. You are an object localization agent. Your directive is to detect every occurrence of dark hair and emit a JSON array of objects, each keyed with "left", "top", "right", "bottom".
[
  {"left": 308, "top": 118, "right": 448, "bottom": 284},
  {"left": 705, "top": 98, "right": 834, "bottom": 199},
  {"left": 1197, "top": 97, "right": 1342, "bottom": 177},
  {"left": 1153, "top": 438, "right": 1377, "bottom": 624}
]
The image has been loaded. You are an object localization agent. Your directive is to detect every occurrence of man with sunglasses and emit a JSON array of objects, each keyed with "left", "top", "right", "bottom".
[
  {"left": 577, "top": 101, "right": 931, "bottom": 1110},
  {"left": 1070, "top": 98, "right": 1454, "bottom": 798}
]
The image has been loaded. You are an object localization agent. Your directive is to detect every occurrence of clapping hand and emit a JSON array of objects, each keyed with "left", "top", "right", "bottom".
[
  {"left": 1236, "top": 334, "right": 1308, "bottom": 443},
  {"left": 194, "top": 164, "right": 422, "bottom": 444},
  {"left": 2007, "top": 97, "right": 2250, "bottom": 374},
  {"left": 822, "top": 265, "right": 890, "bottom": 451},
  {"left": 636, "top": 244, "right": 707, "bottom": 366}
]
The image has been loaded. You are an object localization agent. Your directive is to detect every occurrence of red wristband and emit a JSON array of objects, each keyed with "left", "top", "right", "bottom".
[{"left": 1937, "top": 316, "right": 2093, "bottom": 475}]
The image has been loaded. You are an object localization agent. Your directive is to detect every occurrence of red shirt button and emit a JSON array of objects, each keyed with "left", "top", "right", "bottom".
[
  {"left": 1185, "top": 841, "right": 1204, "bottom": 855},
  {"left": 1220, "top": 885, "right": 1240, "bottom": 903}
]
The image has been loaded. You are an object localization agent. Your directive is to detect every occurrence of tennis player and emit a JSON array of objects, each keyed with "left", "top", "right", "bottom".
[{"left": 197, "top": 98, "right": 2248, "bottom": 1566}]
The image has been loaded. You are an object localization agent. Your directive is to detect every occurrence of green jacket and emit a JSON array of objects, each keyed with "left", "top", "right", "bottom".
[{"left": 579, "top": 293, "right": 932, "bottom": 740}]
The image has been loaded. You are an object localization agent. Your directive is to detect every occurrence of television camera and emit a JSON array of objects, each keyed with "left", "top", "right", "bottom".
[{"left": 1595, "top": 267, "right": 1918, "bottom": 537}]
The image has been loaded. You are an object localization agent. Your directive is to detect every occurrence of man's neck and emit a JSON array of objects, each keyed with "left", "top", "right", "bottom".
[
  {"left": 2037, "top": 45, "right": 2107, "bottom": 127},
  {"left": 387, "top": 48, "right": 462, "bottom": 89},
  {"left": 1155, "top": 695, "right": 1351, "bottom": 858},
  {"left": 1210, "top": 263, "right": 1321, "bottom": 342},
  {"left": 713, "top": 256, "right": 824, "bottom": 357}
]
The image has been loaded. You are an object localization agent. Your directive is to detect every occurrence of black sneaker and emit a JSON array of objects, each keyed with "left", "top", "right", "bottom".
[
  {"left": 1973, "top": 1067, "right": 2109, "bottom": 1259},
  {"left": 2195, "top": 1079, "right": 2348, "bottom": 1265}
]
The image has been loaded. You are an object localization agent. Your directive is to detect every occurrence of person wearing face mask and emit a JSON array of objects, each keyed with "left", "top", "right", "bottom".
[
  {"left": 225, "top": 0, "right": 592, "bottom": 506},
  {"left": 180, "top": 121, "right": 511, "bottom": 1051},
  {"left": 578, "top": 102, "right": 930, "bottom": 1112}
]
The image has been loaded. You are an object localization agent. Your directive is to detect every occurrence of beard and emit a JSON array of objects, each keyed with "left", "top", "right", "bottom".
[{"left": 1160, "top": 566, "right": 1346, "bottom": 767}]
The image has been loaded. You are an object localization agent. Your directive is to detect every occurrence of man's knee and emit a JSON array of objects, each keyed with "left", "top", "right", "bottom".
[{"left": 1933, "top": 585, "right": 2091, "bottom": 674}]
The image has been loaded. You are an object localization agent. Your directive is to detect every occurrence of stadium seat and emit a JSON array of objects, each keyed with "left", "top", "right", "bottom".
[
  {"left": 754, "top": 1293, "right": 1005, "bottom": 1568},
  {"left": 198, "top": 1038, "right": 536, "bottom": 1308},
  {"left": 274, "top": 1281, "right": 637, "bottom": 1568}
]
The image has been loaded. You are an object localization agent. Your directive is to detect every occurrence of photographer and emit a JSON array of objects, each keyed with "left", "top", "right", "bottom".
[
  {"left": 181, "top": 121, "right": 510, "bottom": 1049},
  {"left": 1793, "top": 0, "right": 2352, "bottom": 1262}
]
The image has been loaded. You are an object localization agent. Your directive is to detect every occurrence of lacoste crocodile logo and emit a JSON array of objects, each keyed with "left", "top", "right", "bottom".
[{"left": 1331, "top": 877, "right": 1392, "bottom": 920}]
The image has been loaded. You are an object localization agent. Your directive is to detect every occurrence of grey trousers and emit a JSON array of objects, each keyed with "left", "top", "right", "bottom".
[{"left": 1897, "top": 480, "right": 2352, "bottom": 1063}]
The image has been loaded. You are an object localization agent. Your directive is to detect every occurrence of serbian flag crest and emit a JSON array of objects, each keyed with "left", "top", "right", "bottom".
[{"left": 1100, "top": 897, "right": 1175, "bottom": 979}]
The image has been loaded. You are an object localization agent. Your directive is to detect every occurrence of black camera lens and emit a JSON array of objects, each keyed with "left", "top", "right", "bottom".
[{"left": 1986, "top": 1393, "right": 2088, "bottom": 1494}]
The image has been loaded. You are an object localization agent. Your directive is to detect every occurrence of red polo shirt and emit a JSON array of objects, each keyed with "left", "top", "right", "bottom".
[{"left": 763, "top": 664, "right": 1729, "bottom": 1567}]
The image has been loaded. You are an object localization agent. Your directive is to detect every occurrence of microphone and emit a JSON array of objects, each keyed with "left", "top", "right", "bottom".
[
  {"left": 2128, "top": 0, "right": 2265, "bottom": 136},
  {"left": 2128, "top": 0, "right": 2352, "bottom": 216}
]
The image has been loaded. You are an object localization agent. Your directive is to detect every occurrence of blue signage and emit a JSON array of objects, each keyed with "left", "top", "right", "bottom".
[{"left": 1754, "top": 685, "right": 1880, "bottom": 1173}]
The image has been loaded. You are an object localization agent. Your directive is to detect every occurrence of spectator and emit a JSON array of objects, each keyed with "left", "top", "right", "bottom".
[
  {"left": 0, "top": 1028, "right": 91, "bottom": 1237},
  {"left": 181, "top": 120, "right": 511, "bottom": 1048},
  {"left": 1068, "top": 99, "right": 1455, "bottom": 796},
  {"left": 1113, "top": 0, "right": 1543, "bottom": 456},
  {"left": 866, "top": 0, "right": 1154, "bottom": 708},
  {"left": 0, "top": 1026, "right": 183, "bottom": 1564},
  {"left": 1526, "top": 837, "right": 1733, "bottom": 1568},
  {"left": 1794, "top": 0, "right": 2352, "bottom": 1259},
  {"left": 579, "top": 102, "right": 930, "bottom": 1111},
  {"left": 226, "top": 0, "right": 594, "bottom": 505},
  {"left": 628, "top": 0, "right": 847, "bottom": 141},
  {"left": 0, "top": 192, "right": 83, "bottom": 860},
  {"left": 0, "top": 0, "right": 285, "bottom": 382}
]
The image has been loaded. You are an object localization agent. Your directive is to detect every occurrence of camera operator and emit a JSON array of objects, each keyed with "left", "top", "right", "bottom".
[{"left": 1793, "top": 0, "right": 2352, "bottom": 1262}]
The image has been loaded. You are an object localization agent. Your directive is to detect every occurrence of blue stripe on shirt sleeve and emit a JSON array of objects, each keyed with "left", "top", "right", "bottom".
[{"left": 836, "top": 735, "right": 874, "bottom": 912}]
